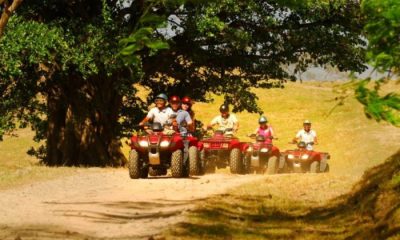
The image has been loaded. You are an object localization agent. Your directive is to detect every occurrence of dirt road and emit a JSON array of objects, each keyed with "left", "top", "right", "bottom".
[{"left": 0, "top": 169, "right": 265, "bottom": 239}]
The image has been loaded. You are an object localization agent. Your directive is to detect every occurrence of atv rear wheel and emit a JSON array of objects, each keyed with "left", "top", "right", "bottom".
[
  {"left": 267, "top": 156, "right": 278, "bottom": 175},
  {"left": 201, "top": 150, "right": 215, "bottom": 174},
  {"left": 229, "top": 148, "right": 243, "bottom": 174},
  {"left": 325, "top": 164, "right": 330, "bottom": 172},
  {"left": 128, "top": 150, "right": 141, "bottom": 179},
  {"left": 310, "top": 161, "right": 320, "bottom": 173},
  {"left": 189, "top": 146, "right": 200, "bottom": 175},
  {"left": 171, "top": 149, "right": 184, "bottom": 178},
  {"left": 243, "top": 155, "right": 251, "bottom": 174}
]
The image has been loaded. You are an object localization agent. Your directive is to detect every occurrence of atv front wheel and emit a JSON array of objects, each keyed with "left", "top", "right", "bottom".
[
  {"left": 229, "top": 148, "right": 243, "bottom": 174},
  {"left": 171, "top": 149, "right": 184, "bottom": 178},
  {"left": 310, "top": 161, "right": 320, "bottom": 173},
  {"left": 189, "top": 146, "right": 200, "bottom": 175},
  {"left": 128, "top": 150, "right": 141, "bottom": 179},
  {"left": 267, "top": 156, "right": 278, "bottom": 175}
]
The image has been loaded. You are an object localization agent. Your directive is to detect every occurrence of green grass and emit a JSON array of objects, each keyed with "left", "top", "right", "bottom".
[
  {"left": 163, "top": 81, "right": 400, "bottom": 240},
  {"left": 0, "top": 128, "right": 78, "bottom": 190},
  {"left": 1, "top": 81, "right": 399, "bottom": 192},
  {"left": 194, "top": 81, "right": 400, "bottom": 177},
  {"left": 166, "top": 151, "right": 400, "bottom": 240}
]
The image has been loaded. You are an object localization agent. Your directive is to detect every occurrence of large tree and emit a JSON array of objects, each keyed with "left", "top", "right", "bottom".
[{"left": 0, "top": 0, "right": 367, "bottom": 166}]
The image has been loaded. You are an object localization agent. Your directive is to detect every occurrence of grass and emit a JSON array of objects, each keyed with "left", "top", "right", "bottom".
[
  {"left": 162, "top": 81, "right": 400, "bottom": 240},
  {"left": 0, "top": 128, "right": 79, "bottom": 190},
  {"left": 0, "top": 80, "right": 399, "bottom": 238},
  {"left": 2, "top": 81, "right": 400, "bottom": 189},
  {"left": 165, "top": 151, "right": 400, "bottom": 240},
  {"left": 194, "top": 81, "right": 400, "bottom": 177}
]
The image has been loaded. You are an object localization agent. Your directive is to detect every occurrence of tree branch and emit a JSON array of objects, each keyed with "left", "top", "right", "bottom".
[{"left": 0, "top": 0, "right": 23, "bottom": 38}]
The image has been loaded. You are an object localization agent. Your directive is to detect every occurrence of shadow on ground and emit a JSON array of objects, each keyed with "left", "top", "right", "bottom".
[{"left": 167, "top": 151, "right": 400, "bottom": 240}]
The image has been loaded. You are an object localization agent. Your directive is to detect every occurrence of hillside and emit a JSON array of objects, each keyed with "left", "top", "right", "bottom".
[{"left": 0, "top": 81, "right": 399, "bottom": 239}]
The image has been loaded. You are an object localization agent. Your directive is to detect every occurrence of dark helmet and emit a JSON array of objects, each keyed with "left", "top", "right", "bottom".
[
  {"left": 298, "top": 141, "right": 306, "bottom": 149},
  {"left": 219, "top": 104, "right": 229, "bottom": 113},
  {"left": 259, "top": 116, "right": 268, "bottom": 124},
  {"left": 181, "top": 96, "right": 192, "bottom": 106},
  {"left": 155, "top": 93, "right": 168, "bottom": 102},
  {"left": 169, "top": 95, "right": 181, "bottom": 103}
]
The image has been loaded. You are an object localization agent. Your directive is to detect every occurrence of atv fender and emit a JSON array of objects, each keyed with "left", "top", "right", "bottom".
[
  {"left": 241, "top": 143, "right": 251, "bottom": 152},
  {"left": 197, "top": 141, "right": 204, "bottom": 151}
]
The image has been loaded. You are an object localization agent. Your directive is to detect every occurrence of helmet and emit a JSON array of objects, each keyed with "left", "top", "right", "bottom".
[
  {"left": 303, "top": 120, "right": 311, "bottom": 125},
  {"left": 219, "top": 104, "right": 229, "bottom": 113},
  {"left": 259, "top": 116, "right": 268, "bottom": 124},
  {"left": 169, "top": 95, "right": 180, "bottom": 103},
  {"left": 155, "top": 93, "right": 168, "bottom": 102},
  {"left": 181, "top": 96, "right": 192, "bottom": 105}
]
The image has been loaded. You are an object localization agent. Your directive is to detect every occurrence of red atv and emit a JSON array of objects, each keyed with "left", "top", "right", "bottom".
[
  {"left": 128, "top": 122, "right": 201, "bottom": 178},
  {"left": 280, "top": 142, "right": 330, "bottom": 173},
  {"left": 243, "top": 134, "right": 281, "bottom": 174},
  {"left": 199, "top": 128, "right": 246, "bottom": 174}
]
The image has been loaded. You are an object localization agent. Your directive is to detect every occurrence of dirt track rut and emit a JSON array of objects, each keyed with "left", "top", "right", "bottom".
[{"left": 0, "top": 169, "right": 264, "bottom": 239}]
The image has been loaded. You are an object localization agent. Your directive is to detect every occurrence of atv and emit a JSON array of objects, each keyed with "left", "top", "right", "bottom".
[
  {"left": 280, "top": 142, "right": 330, "bottom": 173},
  {"left": 128, "top": 122, "right": 201, "bottom": 179},
  {"left": 243, "top": 134, "right": 281, "bottom": 174},
  {"left": 199, "top": 128, "right": 246, "bottom": 174}
]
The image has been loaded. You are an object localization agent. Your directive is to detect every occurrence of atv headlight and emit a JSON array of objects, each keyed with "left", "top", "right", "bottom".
[
  {"left": 139, "top": 140, "right": 148, "bottom": 147},
  {"left": 288, "top": 154, "right": 294, "bottom": 159},
  {"left": 247, "top": 147, "right": 253, "bottom": 152},
  {"left": 301, "top": 154, "right": 309, "bottom": 160},
  {"left": 204, "top": 143, "right": 210, "bottom": 148},
  {"left": 221, "top": 143, "right": 229, "bottom": 148},
  {"left": 260, "top": 148, "right": 269, "bottom": 153},
  {"left": 160, "top": 140, "right": 170, "bottom": 148}
]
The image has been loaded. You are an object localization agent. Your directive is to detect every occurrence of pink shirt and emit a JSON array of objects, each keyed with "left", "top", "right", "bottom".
[{"left": 256, "top": 126, "right": 274, "bottom": 144}]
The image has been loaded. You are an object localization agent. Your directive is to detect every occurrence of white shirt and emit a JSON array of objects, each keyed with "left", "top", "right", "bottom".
[
  {"left": 211, "top": 114, "right": 238, "bottom": 130},
  {"left": 296, "top": 129, "right": 317, "bottom": 143},
  {"left": 147, "top": 107, "right": 173, "bottom": 126}
]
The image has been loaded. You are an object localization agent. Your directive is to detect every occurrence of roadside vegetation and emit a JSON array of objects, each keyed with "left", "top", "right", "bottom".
[{"left": 166, "top": 151, "right": 400, "bottom": 240}]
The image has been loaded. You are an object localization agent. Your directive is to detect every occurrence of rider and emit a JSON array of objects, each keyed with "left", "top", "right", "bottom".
[
  {"left": 293, "top": 120, "right": 318, "bottom": 149},
  {"left": 139, "top": 93, "right": 173, "bottom": 127},
  {"left": 181, "top": 96, "right": 195, "bottom": 132},
  {"left": 254, "top": 116, "right": 275, "bottom": 144},
  {"left": 168, "top": 95, "right": 193, "bottom": 135},
  {"left": 206, "top": 104, "right": 239, "bottom": 134}
]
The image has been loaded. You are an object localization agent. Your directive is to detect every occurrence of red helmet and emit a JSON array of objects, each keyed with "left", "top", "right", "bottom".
[
  {"left": 181, "top": 96, "right": 192, "bottom": 105},
  {"left": 169, "top": 95, "right": 180, "bottom": 103}
]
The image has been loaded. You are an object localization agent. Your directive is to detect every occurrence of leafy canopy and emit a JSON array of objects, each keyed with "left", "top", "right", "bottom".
[{"left": 356, "top": 0, "right": 400, "bottom": 127}]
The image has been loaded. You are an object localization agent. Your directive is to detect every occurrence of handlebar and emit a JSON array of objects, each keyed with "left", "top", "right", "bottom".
[{"left": 247, "top": 134, "right": 277, "bottom": 140}]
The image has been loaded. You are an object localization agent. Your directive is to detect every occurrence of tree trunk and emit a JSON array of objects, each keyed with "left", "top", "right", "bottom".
[{"left": 43, "top": 75, "right": 126, "bottom": 167}]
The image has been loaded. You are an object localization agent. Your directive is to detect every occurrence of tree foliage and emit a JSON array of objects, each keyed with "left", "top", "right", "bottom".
[
  {"left": 357, "top": 0, "right": 400, "bottom": 127},
  {"left": 0, "top": 0, "right": 369, "bottom": 165},
  {"left": 131, "top": 0, "right": 367, "bottom": 113}
]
